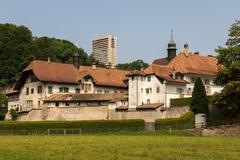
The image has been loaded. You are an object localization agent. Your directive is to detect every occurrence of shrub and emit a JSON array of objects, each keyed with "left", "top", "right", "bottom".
[
  {"left": 155, "top": 112, "right": 195, "bottom": 130},
  {"left": 9, "top": 108, "right": 18, "bottom": 121},
  {"left": 0, "top": 119, "right": 145, "bottom": 135},
  {"left": 170, "top": 97, "right": 192, "bottom": 107},
  {"left": 191, "top": 78, "right": 209, "bottom": 115}
]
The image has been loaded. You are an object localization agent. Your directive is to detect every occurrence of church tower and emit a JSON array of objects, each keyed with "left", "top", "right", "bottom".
[{"left": 167, "top": 30, "right": 177, "bottom": 61}]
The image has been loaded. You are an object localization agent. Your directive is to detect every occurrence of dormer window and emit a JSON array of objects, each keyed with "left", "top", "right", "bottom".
[{"left": 147, "top": 76, "right": 151, "bottom": 82}]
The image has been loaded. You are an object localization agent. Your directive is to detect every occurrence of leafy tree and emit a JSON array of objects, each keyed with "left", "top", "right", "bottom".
[
  {"left": 0, "top": 23, "right": 95, "bottom": 88},
  {"left": 190, "top": 77, "right": 209, "bottom": 115},
  {"left": 115, "top": 59, "right": 149, "bottom": 70},
  {"left": 0, "top": 92, "right": 7, "bottom": 120},
  {"left": 213, "top": 20, "right": 240, "bottom": 117},
  {"left": 9, "top": 108, "right": 18, "bottom": 121}
]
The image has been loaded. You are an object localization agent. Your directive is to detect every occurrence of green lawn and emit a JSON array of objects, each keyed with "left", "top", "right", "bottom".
[{"left": 0, "top": 133, "right": 239, "bottom": 160}]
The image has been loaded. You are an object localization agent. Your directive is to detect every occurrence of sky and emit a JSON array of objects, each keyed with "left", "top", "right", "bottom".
[{"left": 0, "top": 0, "right": 239, "bottom": 64}]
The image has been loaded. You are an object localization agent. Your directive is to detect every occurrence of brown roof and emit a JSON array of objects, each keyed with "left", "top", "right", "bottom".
[
  {"left": 137, "top": 103, "right": 164, "bottom": 109},
  {"left": 44, "top": 93, "right": 128, "bottom": 102},
  {"left": 153, "top": 52, "right": 219, "bottom": 76},
  {"left": 116, "top": 106, "right": 129, "bottom": 110},
  {"left": 78, "top": 66, "right": 130, "bottom": 88},
  {"left": 126, "top": 70, "right": 146, "bottom": 76},
  {"left": 23, "top": 60, "right": 79, "bottom": 84},
  {"left": 144, "top": 64, "right": 187, "bottom": 84},
  {"left": 152, "top": 58, "right": 170, "bottom": 65}
]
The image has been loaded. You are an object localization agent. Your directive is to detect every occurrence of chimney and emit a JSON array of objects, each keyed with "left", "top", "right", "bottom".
[
  {"left": 194, "top": 52, "right": 199, "bottom": 55},
  {"left": 183, "top": 43, "right": 189, "bottom": 56},
  {"left": 48, "top": 57, "right": 51, "bottom": 64},
  {"left": 92, "top": 63, "right": 96, "bottom": 69},
  {"left": 172, "top": 68, "right": 176, "bottom": 79},
  {"left": 73, "top": 53, "right": 80, "bottom": 69}
]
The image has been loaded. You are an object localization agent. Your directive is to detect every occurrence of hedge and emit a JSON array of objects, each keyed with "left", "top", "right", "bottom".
[
  {"left": 155, "top": 111, "right": 195, "bottom": 130},
  {"left": 0, "top": 119, "right": 145, "bottom": 135},
  {"left": 170, "top": 96, "right": 213, "bottom": 107}
]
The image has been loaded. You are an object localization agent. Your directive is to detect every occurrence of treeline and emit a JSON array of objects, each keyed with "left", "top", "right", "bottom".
[{"left": 0, "top": 23, "right": 103, "bottom": 88}]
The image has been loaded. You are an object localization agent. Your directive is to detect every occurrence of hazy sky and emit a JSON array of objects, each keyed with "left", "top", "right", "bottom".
[{"left": 0, "top": 0, "right": 239, "bottom": 63}]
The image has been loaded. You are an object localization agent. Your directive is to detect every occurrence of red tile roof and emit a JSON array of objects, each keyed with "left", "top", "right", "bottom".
[
  {"left": 153, "top": 52, "right": 219, "bottom": 76},
  {"left": 78, "top": 66, "right": 129, "bottom": 88},
  {"left": 144, "top": 64, "right": 187, "bottom": 84},
  {"left": 23, "top": 60, "right": 79, "bottom": 84}
]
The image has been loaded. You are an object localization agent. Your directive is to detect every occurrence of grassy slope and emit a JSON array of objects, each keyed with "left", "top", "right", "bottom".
[{"left": 0, "top": 134, "right": 239, "bottom": 160}]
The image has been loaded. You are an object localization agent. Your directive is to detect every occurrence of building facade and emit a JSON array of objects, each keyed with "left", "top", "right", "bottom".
[{"left": 92, "top": 35, "right": 117, "bottom": 66}]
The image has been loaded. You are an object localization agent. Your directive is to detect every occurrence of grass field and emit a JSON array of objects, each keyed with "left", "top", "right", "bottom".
[{"left": 0, "top": 133, "right": 239, "bottom": 160}]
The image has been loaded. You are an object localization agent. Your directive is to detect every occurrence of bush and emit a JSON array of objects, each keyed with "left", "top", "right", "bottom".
[
  {"left": 170, "top": 97, "right": 192, "bottom": 107},
  {"left": 0, "top": 119, "right": 145, "bottom": 135},
  {"left": 155, "top": 112, "right": 195, "bottom": 130}
]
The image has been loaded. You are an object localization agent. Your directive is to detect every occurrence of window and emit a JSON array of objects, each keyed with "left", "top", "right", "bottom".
[
  {"left": 104, "top": 90, "right": 109, "bottom": 93},
  {"left": 30, "top": 76, "right": 38, "bottom": 82},
  {"left": 59, "top": 87, "right": 69, "bottom": 93},
  {"left": 55, "top": 102, "right": 59, "bottom": 107},
  {"left": 26, "top": 100, "right": 33, "bottom": 108},
  {"left": 141, "top": 88, "right": 143, "bottom": 93},
  {"left": 146, "top": 88, "right": 152, "bottom": 94},
  {"left": 31, "top": 88, "right": 34, "bottom": 94},
  {"left": 26, "top": 88, "right": 29, "bottom": 95},
  {"left": 48, "top": 86, "right": 53, "bottom": 94},
  {"left": 177, "top": 88, "right": 184, "bottom": 94},
  {"left": 156, "top": 87, "right": 160, "bottom": 93},
  {"left": 147, "top": 99, "right": 150, "bottom": 104},
  {"left": 114, "top": 90, "right": 118, "bottom": 93},
  {"left": 65, "top": 102, "right": 69, "bottom": 106},
  {"left": 76, "top": 88, "right": 80, "bottom": 94},
  {"left": 97, "top": 89, "right": 102, "bottom": 93},
  {"left": 64, "top": 87, "right": 69, "bottom": 93},
  {"left": 141, "top": 77, "right": 144, "bottom": 81},
  {"left": 204, "top": 79, "right": 210, "bottom": 85},
  {"left": 37, "top": 86, "right": 42, "bottom": 93},
  {"left": 147, "top": 76, "right": 151, "bottom": 82},
  {"left": 38, "top": 101, "right": 40, "bottom": 107},
  {"left": 131, "top": 77, "right": 134, "bottom": 81}
]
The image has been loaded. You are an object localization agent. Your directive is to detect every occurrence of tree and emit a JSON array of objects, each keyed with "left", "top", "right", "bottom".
[
  {"left": 115, "top": 59, "right": 149, "bottom": 70},
  {"left": 9, "top": 108, "right": 18, "bottom": 121},
  {"left": 0, "top": 92, "right": 7, "bottom": 120},
  {"left": 0, "top": 23, "right": 95, "bottom": 88},
  {"left": 190, "top": 77, "right": 209, "bottom": 115},
  {"left": 213, "top": 20, "right": 240, "bottom": 117}
]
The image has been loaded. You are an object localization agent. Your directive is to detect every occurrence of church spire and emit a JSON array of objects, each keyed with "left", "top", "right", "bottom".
[{"left": 167, "top": 29, "right": 177, "bottom": 61}]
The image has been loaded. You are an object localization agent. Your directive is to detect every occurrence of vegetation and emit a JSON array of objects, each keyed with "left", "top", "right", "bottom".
[
  {"left": 9, "top": 108, "right": 18, "bottom": 121},
  {"left": 155, "top": 111, "right": 195, "bottom": 130},
  {"left": 115, "top": 59, "right": 149, "bottom": 70},
  {"left": 0, "top": 119, "right": 145, "bottom": 135},
  {"left": 213, "top": 20, "right": 240, "bottom": 118},
  {"left": 0, "top": 92, "right": 7, "bottom": 120},
  {"left": 0, "top": 23, "right": 104, "bottom": 88},
  {"left": 170, "top": 97, "right": 192, "bottom": 107},
  {"left": 190, "top": 77, "right": 209, "bottom": 115},
  {"left": 0, "top": 134, "right": 239, "bottom": 160}
]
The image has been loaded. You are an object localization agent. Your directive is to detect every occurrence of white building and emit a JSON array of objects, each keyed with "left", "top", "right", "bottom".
[
  {"left": 92, "top": 35, "right": 117, "bottom": 66},
  {"left": 6, "top": 55, "right": 129, "bottom": 118},
  {"left": 128, "top": 40, "right": 223, "bottom": 109}
]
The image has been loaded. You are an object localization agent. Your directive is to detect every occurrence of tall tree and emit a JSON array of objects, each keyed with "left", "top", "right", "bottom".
[
  {"left": 213, "top": 20, "right": 240, "bottom": 117},
  {"left": 190, "top": 77, "right": 209, "bottom": 115}
]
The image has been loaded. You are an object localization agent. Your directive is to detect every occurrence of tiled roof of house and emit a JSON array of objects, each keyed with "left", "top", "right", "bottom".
[
  {"left": 14, "top": 60, "right": 130, "bottom": 89},
  {"left": 44, "top": 93, "right": 128, "bottom": 102},
  {"left": 126, "top": 70, "right": 146, "bottom": 76},
  {"left": 167, "top": 52, "right": 219, "bottom": 76},
  {"left": 152, "top": 58, "right": 170, "bottom": 65},
  {"left": 23, "top": 60, "right": 79, "bottom": 84},
  {"left": 78, "top": 66, "right": 129, "bottom": 88},
  {"left": 144, "top": 64, "right": 187, "bottom": 84}
]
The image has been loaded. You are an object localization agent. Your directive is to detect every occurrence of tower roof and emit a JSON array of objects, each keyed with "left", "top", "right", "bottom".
[{"left": 168, "top": 29, "right": 176, "bottom": 49}]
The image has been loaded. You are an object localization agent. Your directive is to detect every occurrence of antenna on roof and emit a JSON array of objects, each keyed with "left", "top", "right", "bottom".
[{"left": 171, "top": 29, "right": 173, "bottom": 41}]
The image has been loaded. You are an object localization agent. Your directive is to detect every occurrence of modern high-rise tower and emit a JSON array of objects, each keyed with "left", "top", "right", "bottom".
[{"left": 92, "top": 35, "right": 117, "bottom": 66}]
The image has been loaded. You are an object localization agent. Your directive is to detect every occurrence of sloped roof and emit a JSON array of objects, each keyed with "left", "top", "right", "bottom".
[
  {"left": 144, "top": 64, "right": 187, "bottom": 83},
  {"left": 78, "top": 66, "right": 129, "bottom": 88},
  {"left": 153, "top": 52, "right": 219, "bottom": 76},
  {"left": 23, "top": 60, "right": 79, "bottom": 84},
  {"left": 44, "top": 93, "right": 128, "bottom": 102},
  {"left": 167, "top": 52, "right": 219, "bottom": 76}
]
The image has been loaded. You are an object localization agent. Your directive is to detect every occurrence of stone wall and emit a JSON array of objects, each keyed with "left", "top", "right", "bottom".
[{"left": 16, "top": 106, "right": 189, "bottom": 122}]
